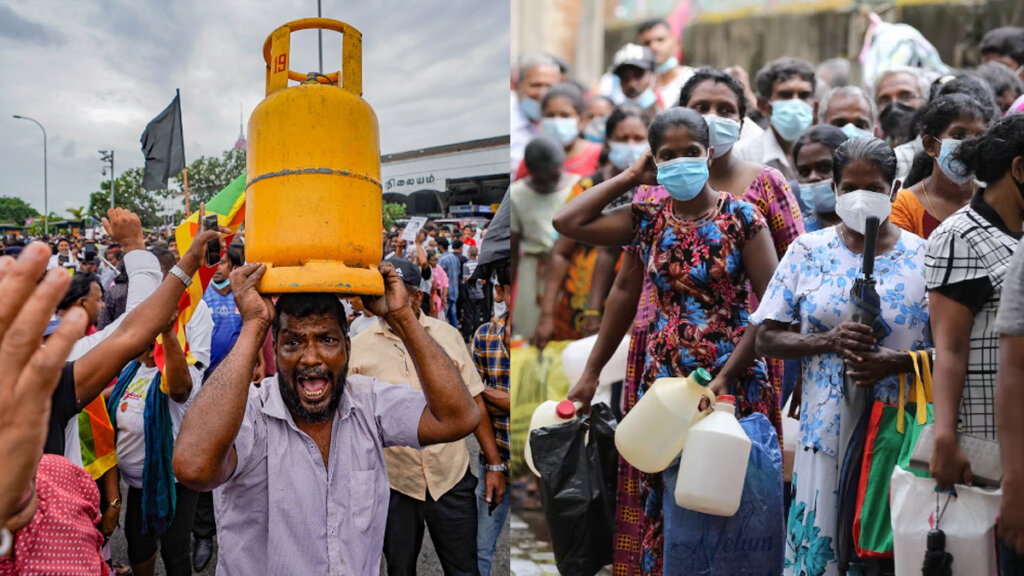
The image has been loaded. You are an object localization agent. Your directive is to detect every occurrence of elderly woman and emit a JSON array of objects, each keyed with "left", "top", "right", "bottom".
[{"left": 752, "top": 138, "right": 930, "bottom": 576}]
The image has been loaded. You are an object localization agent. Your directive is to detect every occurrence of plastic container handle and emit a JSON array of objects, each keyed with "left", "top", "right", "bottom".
[
  {"left": 690, "top": 387, "right": 719, "bottom": 425},
  {"left": 263, "top": 18, "right": 363, "bottom": 96}
]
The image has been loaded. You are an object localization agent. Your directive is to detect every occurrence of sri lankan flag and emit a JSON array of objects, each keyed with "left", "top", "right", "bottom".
[
  {"left": 155, "top": 175, "right": 246, "bottom": 382},
  {"left": 79, "top": 397, "right": 118, "bottom": 479}
]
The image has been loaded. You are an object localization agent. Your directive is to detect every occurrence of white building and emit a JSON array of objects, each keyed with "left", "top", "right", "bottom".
[{"left": 381, "top": 135, "right": 509, "bottom": 218}]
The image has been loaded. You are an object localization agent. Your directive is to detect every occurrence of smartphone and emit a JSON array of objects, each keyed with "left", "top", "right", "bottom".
[
  {"left": 203, "top": 214, "right": 221, "bottom": 267},
  {"left": 58, "top": 254, "right": 68, "bottom": 264}
]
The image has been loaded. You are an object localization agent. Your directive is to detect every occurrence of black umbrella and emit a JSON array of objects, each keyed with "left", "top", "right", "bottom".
[{"left": 835, "top": 216, "right": 891, "bottom": 573}]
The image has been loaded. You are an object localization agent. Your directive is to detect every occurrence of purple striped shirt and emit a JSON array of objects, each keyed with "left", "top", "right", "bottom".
[{"left": 212, "top": 373, "right": 427, "bottom": 575}]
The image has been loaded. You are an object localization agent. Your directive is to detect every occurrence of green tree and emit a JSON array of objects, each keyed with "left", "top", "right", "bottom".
[
  {"left": 383, "top": 202, "right": 407, "bottom": 231},
  {"left": 66, "top": 206, "right": 88, "bottom": 220},
  {"left": 89, "top": 167, "right": 165, "bottom": 227},
  {"left": 173, "top": 148, "right": 246, "bottom": 206},
  {"left": 0, "top": 196, "right": 40, "bottom": 225}
]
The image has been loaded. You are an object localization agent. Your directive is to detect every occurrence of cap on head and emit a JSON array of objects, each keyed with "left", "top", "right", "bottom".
[
  {"left": 611, "top": 43, "right": 656, "bottom": 75},
  {"left": 388, "top": 258, "right": 421, "bottom": 290}
]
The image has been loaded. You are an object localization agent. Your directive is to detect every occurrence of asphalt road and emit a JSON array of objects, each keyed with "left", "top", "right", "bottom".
[{"left": 109, "top": 436, "right": 509, "bottom": 575}]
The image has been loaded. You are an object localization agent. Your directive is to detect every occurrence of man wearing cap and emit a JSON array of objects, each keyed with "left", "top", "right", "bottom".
[
  {"left": 599, "top": 43, "right": 661, "bottom": 114},
  {"left": 348, "top": 258, "right": 506, "bottom": 576}
]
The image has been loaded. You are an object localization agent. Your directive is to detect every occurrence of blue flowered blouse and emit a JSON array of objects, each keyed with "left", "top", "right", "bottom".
[{"left": 750, "top": 227, "right": 930, "bottom": 457}]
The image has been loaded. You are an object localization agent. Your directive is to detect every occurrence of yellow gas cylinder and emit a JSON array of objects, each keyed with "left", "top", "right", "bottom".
[{"left": 246, "top": 18, "right": 384, "bottom": 295}]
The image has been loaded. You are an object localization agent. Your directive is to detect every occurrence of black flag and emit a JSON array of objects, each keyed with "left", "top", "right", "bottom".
[{"left": 140, "top": 90, "right": 185, "bottom": 191}]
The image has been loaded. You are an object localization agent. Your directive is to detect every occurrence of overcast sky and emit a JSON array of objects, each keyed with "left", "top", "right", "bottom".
[{"left": 0, "top": 0, "right": 509, "bottom": 216}]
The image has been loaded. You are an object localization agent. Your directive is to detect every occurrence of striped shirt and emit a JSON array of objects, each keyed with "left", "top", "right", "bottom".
[
  {"left": 212, "top": 374, "right": 427, "bottom": 576},
  {"left": 925, "top": 195, "right": 1022, "bottom": 439},
  {"left": 472, "top": 312, "right": 510, "bottom": 478}
]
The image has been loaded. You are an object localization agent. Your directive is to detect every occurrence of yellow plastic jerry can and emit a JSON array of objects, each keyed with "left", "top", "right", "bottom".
[{"left": 246, "top": 18, "right": 384, "bottom": 295}]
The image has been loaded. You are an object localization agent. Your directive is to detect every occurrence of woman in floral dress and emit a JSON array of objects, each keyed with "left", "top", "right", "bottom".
[
  {"left": 557, "top": 107, "right": 781, "bottom": 574},
  {"left": 752, "top": 138, "right": 930, "bottom": 576}
]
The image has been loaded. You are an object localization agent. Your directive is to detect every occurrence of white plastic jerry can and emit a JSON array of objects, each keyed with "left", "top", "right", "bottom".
[
  {"left": 674, "top": 395, "right": 752, "bottom": 516},
  {"left": 615, "top": 368, "right": 716, "bottom": 473},
  {"left": 524, "top": 399, "right": 579, "bottom": 477}
]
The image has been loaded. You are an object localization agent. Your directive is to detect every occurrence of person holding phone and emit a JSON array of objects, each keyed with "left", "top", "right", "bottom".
[{"left": 47, "top": 238, "right": 79, "bottom": 271}]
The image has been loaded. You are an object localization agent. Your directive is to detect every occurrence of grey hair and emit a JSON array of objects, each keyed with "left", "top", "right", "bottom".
[
  {"left": 820, "top": 85, "right": 878, "bottom": 129},
  {"left": 517, "top": 54, "right": 560, "bottom": 80},
  {"left": 872, "top": 66, "right": 932, "bottom": 105}
]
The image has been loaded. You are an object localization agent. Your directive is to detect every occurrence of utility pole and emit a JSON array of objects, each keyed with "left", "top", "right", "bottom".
[
  {"left": 12, "top": 115, "right": 48, "bottom": 236},
  {"left": 318, "top": 0, "right": 323, "bottom": 73},
  {"left": 100, "top": 150, "right": 115, "bottom": 209}
]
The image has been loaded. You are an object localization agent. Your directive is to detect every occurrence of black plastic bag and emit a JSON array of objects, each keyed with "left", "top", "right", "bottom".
[{"left": 531, "top": 402, "right": 619, "bottom": 576}]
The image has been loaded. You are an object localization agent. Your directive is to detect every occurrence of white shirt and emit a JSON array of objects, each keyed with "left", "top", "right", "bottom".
[
  {"left": 733, "top": 125, "right": 795, "bottom": 178},
  {"left": 655, "top": 66, "right": 695, "bottom": 107},
  {"left": 47, "top": 253, "right": 79, "bottom": 271},
  {"left": 114, "top": 363, "right": 202, "bottom": 489},
  {"left": 894, "top": 136, "right": 924, "bottom": 182},
  {"left": 510, "top": 92, "right": 537, "bottom": 175}
]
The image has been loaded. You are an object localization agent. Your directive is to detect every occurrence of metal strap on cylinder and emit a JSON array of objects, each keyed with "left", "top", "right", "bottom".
[{"left": 263, "top": 18, "right": 362, "bottom": 97}]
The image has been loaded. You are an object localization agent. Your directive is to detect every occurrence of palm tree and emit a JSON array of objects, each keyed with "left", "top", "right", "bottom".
[{"left": 67, "top": 206, "right": 88, "bottom": 220}]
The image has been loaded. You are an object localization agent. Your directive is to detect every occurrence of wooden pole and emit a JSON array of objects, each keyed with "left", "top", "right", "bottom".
[{"left": 183, "top": 168, "right": 191, "bottom": 216}]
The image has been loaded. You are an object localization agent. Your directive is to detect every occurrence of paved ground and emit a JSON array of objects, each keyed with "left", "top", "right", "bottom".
[{"left": 109, "top": 437, "right": 509, "bottom": 575}]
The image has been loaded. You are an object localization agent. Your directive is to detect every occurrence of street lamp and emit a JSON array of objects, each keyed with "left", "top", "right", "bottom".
[
  {"left": 12, "top": 115, "right": 47, "bottom": 236},
  {"left": 99, "top": 150, "right": 115, "bottom": 210}
]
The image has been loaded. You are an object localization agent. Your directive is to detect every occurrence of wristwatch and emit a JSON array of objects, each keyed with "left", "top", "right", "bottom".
[
  {"left": 168, "top": 264, "right": 193, "bottom": 288},
  {"left": 485, "top": 463, "right": 507, "bottom": 473}
]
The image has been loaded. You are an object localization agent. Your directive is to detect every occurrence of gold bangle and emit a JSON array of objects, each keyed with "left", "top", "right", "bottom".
[{"left": 582, "top": 309, "right": 602, "bottom": 317}]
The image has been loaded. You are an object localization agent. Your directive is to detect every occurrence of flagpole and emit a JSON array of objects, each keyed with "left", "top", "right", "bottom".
[
  {"left": 177, "top": 88, "right": 190, "bottom": 216},
  {"left": 183, "top": 168, "right": 191, "bottom": 216}
]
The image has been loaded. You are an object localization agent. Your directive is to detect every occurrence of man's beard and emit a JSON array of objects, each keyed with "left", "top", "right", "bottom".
[{"left": 279, "top": 364, "right": 347, "bottom": 424}]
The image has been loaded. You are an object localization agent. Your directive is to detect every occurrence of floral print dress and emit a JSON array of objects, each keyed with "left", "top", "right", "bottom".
[
  {"left": 750, "top": 227, "right": 929, "bottom": 576},
  {"left": 631, "top": 192, "right": 775, "bottom": 574}
]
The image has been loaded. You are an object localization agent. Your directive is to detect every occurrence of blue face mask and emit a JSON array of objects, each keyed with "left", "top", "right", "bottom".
[
  {"left": 702, "top": 114, "right": 741, "bottom": 158},
  {"left": 937, "top": 138, "right": 974, "bottom": 185},
  {"left": 520, "top": 95, "right": 542, "bottom": 122},
  {"left": 657, "top": 156, "right": 709, "bottom": 201},
  {"left": 656, "top": 56, "right": 679, "bottom": 75},
  {"left": 608, "top": 142, "right": 649, "bottom": 171},
  {"left": 770, "top": 99, "right": 814, "bottom": 142},
  {"left": 212, "top": 278, "right": 231, "bottom": 290},
  {"left": 840, "top": 123, "right": 873, "bottom": 140},
  {"left": 800, "top": 179, "right": 837, "bottom": 214},
  {"left": 627, "top": 87, "right": 657, "bottom": 109},
  {"left": 541, "top": 117, "right": 579, "bottom": 146}
]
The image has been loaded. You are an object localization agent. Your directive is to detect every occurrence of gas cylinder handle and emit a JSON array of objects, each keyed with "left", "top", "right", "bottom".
[{"left": 262, "top": 18, "right": 362, "bottom": 96}]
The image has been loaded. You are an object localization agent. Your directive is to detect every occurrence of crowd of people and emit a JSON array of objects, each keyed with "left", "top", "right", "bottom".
[
  {"left": 0, "top": 202, "right": 510, "bottom": 575},
  {"left": 512, "top": 18, "right": 1024, "bottom": 576}
]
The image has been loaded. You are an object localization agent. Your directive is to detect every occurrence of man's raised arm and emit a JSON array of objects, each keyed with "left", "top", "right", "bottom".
[
  {"left": 72, "top": 206, "right": 227, "bottom": 411},
  {"left": 173, "top": 263, "right": 273, "bottom": 491},
  {"left": 362, "top": 262, "right": 480, "bottom": 446}
]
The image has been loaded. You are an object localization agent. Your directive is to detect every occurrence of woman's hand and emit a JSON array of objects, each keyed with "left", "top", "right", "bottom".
[
  {"left": 531, "top": 316, "right": 555, "bottom": 351},
  {"left": 99, "top": 504, "right": 119, "bottom": 540},
  {"left": 824, "top": 322, "right": 876, "bottom": 361},
  {"left": 567, "top": 369, "right": 601, "bottom": 414},
  {"left": 845, "top": 346, "right": 910, "bottom": 386},
  {"left": 582, "top": 313, "right": 602, "bottom": 337},
  {"left": 625, "top": 149, "right": 659, "bottom": 187},
  {"left": 930, "top": 433, "right": 973, "bottom": 490}
]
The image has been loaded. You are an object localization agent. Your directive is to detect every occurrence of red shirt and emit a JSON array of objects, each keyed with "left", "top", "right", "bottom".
[
  {"left": 0, "top": 455, "right": 107, "bottom": 576},
  {"left": 514, "top": 141, "right": 602, "bottom": 181}
]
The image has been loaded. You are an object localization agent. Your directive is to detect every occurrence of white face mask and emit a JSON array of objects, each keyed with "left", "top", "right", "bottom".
[{"left": 834, "top": 189, "right": 892, "bottom": 235}]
